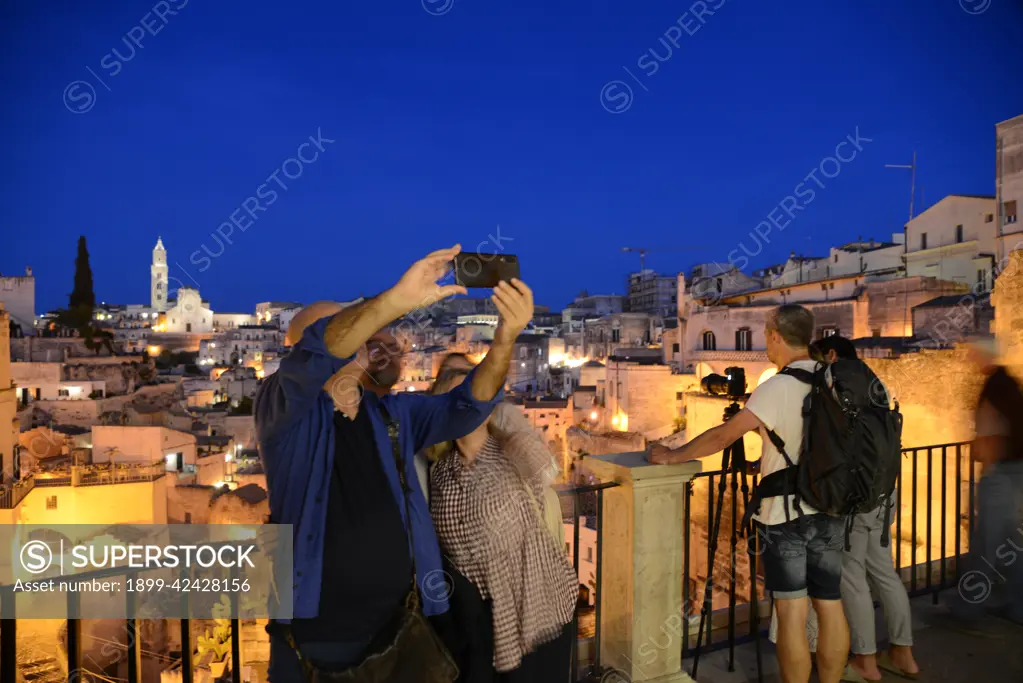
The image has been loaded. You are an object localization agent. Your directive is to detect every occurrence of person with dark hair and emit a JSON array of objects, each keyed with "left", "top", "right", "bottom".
[
  {"left": 811, "top": 334, "right": 858, "bottom": 363},
  {"left": 255, "top": 245, "right": 535, "bottom": 682},
  {"left": 649, "top": 305, "right": 849, "bottom": 683},
  {"left": 810, "top": 336, "right": 920, "bottom": 681}
]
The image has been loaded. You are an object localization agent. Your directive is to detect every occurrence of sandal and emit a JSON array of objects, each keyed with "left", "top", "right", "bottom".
[
  {"left": 877, "top": 652, "right": 920, "bottom": 680},
  {"left": 841, "top": 664, "right": 870, "bottom": 683}
]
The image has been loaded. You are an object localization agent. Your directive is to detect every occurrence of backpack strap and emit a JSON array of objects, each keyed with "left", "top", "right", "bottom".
[{"left": 778, "top": 367, "right": 815, "bottom": 385}]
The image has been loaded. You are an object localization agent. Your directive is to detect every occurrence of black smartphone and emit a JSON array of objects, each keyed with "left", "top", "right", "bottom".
[{"left": 452, "top": 253, "right": 520, "bottom": 288}]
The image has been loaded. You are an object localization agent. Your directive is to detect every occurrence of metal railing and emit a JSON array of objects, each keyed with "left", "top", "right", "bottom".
[
  {"left": 556, "top": 481, "right": 620, "bottom": 683},
  {"left": 0, "top": 478, "right": 34, "bottom": 509},
  {"left": 1, "top": 548, "right": 247, "bottom": 683},
  {"left": 679, "top": 441, "right": 976, "bottom": 672}
]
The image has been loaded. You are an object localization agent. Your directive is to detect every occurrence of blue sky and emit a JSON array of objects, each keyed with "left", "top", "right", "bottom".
[{"left": 3, "top": 0, "right": 1022, "bottom": 313}]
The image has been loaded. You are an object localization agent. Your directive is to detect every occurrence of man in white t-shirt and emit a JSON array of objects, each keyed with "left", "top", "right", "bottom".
[{"left": 649, "top": 304, "right": 849, "bottom": 683}]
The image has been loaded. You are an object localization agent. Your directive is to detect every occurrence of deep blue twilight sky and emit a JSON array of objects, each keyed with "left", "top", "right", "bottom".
[{"left": 3, "top": 0, "right": 1022, "bottom": 314}]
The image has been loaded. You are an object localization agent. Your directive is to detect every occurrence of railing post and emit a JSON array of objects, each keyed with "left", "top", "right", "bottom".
[
  {"left": 1, "top": 588, "right": 15, "bottom": 683},
  {"left": 585, "top": 452, "right": 702, "bottom": 683}
]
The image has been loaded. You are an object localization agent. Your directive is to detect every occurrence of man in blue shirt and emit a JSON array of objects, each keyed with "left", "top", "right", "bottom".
[{"left": 256, "top": 244, "right": 534, "bottom": 679}]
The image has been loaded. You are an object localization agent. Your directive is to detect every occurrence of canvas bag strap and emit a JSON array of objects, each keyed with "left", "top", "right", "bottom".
[{"left": 379, "top": 403, "right": 421, "bottom": 611}]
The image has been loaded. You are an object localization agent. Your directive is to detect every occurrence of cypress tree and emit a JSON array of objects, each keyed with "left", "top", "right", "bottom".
[{"left": 69, "top": 236, "right": 95, "bottom": 312}]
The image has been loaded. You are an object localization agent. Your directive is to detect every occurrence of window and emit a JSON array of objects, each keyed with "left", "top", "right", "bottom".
[
  {"left": 612, "top": 329, "right": 620, "bottom": 343},
  {"left": 872, "top": 328, "right": 882, "bottom": 338},
  {"left": 586, "top": 547, "right": 594, "bottom": 562},
  {"left": 184, "top": 512, "right": 192, "bottom": 524},
  {"left": 46, "top": 496, "right": 57, "bottom": 510},
  {"left": 1006, "top": 200, "right": 1018, "bottom": 224},
  {"left": 834, "top": 254, "right": 839, "bottom": 263},
  {"left": 672, "top": 343, "right": 680, "bottom": 353},
  {"left": 985, "top": 213, "right": 994, "bottom": 223},
  {"left": 821, "top": 327, "right": 839, "bottom": 338},
  {"left": 955, "top": 225, "right": 964, "bottom": 243},
  {"left": 676, "top": 392, "right": 684, "bottom": 400},
  {"left": 716, "top": 278, "right": 723, "bottom": 293},
  {"left": 736, "top": 327, "right": 752, "bottom": 351},
  {"left": 58, "top": 389, "right": 69, "bottom": 397},
  {"left": 829, "top": 283, "right": 835, "bottom": 290},
  {"left": 702, "top": 331, "right": 716, "bottom": 351},
  {"left": 921, "top": 232, "right": 928, "bottom": 250},
  {"left": 977, "top": 269, "right": 987, "bottom": 288}
]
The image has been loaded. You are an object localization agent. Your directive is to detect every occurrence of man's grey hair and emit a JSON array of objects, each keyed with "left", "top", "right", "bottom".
[{"left": 769, "top": 304, "right": 815, "bottom": 348}]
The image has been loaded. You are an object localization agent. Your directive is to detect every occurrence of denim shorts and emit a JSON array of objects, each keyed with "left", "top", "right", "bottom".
[{"left": 756, "top": 513, "right": 845, "bottom": 600}]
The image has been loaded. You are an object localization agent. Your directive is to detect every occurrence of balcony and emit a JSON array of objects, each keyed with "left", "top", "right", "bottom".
[{"left": 1, "top": 442, "right": 1018, "bottom": 682}]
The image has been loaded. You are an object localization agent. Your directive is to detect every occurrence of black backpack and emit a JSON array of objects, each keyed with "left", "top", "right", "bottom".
[{"left": 746, "top": 359, "right": 904, "bottom": 547}]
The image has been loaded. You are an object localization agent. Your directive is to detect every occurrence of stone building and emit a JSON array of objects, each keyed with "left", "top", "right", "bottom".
[
  {"left": 681, "top": 271, "right": 965, "bottom": 379},
  {"left": 904, "top": 194, "right": 999, "bottom": 292},
  {"left": 583, "top": 312, "right": 659, "bottom": 362},
  {"left": 912, "top": 293, "right": 993, "bottom": 348},
  {"left": 1, "top": 305, "right": 18, "bottom": 482},
  {"left": 151, "top": 237, "right": 169, "bottom": 311},
  {"left": 199, "top": 325, "right": 281, "bottom": 367},
  {"left": 605, "top": 355, "right": 698, "bottom": 439},
  {"left": 160, "top": 287, "right": 214, "bottom": 334},
  {"left": 996, "top": 113, "right": 1023, "bottom": 264},
  {"left": 0, "top": 266, "right": 35, "bottom": 335},
  {"left": 213, "top": 312, "right": 258, "bottom": 330},
  {"left": 507, "top": 333, "right": 552, "bottom": 394}
]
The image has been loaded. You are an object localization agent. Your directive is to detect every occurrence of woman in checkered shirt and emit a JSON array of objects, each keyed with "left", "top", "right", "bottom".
[{"left": 427, "top": 354, "right": 578, "bottom": 683}]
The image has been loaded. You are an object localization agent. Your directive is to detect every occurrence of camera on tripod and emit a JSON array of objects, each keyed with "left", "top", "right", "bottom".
[{"left": 701, "top": 366, "right": 747, "bottom": 399}]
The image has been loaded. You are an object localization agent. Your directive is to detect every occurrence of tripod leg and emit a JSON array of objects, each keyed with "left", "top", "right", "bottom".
[
  {"left": 728, "top": 447, "right": 739, "bottom": 672},
  {"left": 692, "top": 449, "right": 731, "bottom": 679},
  {"left": 749, "top": 519, "right": 764, "bottom": 683}
]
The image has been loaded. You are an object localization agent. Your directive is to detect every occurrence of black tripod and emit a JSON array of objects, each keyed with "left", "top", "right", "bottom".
[{"left": 690, "top": 401, "right": 764, "bottom": 683}]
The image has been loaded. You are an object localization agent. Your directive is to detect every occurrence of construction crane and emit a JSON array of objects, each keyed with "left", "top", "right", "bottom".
[{"left": 621, "top": 246, "right": 712, "bottom": 273}]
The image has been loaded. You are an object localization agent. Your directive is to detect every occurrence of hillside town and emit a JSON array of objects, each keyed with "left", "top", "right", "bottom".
[{"left": 1, "top": 112, "right": 1022, "bottom": 682}]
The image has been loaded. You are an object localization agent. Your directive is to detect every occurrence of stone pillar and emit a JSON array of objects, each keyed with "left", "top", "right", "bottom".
[{"left": 585, "top": 452, "right": 702, "bottom": 683}]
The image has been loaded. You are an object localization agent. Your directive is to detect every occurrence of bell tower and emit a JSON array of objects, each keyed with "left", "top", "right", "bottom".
[{"left": 151, "top": 237, "right": 168, "bottom": 311}]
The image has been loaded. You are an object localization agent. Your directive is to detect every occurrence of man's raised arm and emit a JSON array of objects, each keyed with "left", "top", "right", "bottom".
[
  {"left": 325, "top": 245, "right": 468, "bottom": 359},
  {"left": 256, "top": 245, "right": 468, "bottom": 437}
]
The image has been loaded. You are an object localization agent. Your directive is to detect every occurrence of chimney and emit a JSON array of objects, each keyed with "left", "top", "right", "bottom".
[
  {"left": 25, "top": 266, "right": 32, "bottom": 276},
  {"left": 790, "top": 251, "right": 796, "bottom": 258}
]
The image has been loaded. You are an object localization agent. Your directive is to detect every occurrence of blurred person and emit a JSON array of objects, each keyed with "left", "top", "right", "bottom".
[
  {"left": 649, "top": 305, "right": 849, "bottom": 683},
  {"left": 813, "top": 335, "right": 919, "bottom": 682},
  {"left": 256, "top": 245, "right": 534, "bottom": 682},
  {"left": 428, "top": 354, "right": 576, "bottom": 683},
  {"left": 946, "top": 336, "right": 1023, "bottom": 627}
]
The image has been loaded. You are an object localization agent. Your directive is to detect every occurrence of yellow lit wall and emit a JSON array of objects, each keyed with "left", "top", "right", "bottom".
[{"left": 0, "top": 477, "right": 168, "bottom": 526}]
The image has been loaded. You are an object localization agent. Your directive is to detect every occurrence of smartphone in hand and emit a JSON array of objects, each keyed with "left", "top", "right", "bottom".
[{"left": 453, "top": 253, "right": 520, "bottom": 288}]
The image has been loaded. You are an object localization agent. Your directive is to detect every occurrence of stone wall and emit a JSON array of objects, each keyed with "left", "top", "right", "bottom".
[
  {"left": 166, "top": 485, "right": 217, "bottom": 524},
  {"left": 866, "top": 349, "right": 983, "bottom": 448},
  {"left": 64, "top": 361, "right": 150, "bottom": 395},
  {"left": 11, "top": 337, "right": 103, "bottom": 362},
  {"left": 992, "top": 251, "right": 1023, "bottom": 378}
]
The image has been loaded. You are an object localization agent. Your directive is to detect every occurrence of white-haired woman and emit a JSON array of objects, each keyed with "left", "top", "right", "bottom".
[{"left": 427, "top": 353, "right": 577, "bottom": 683}]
